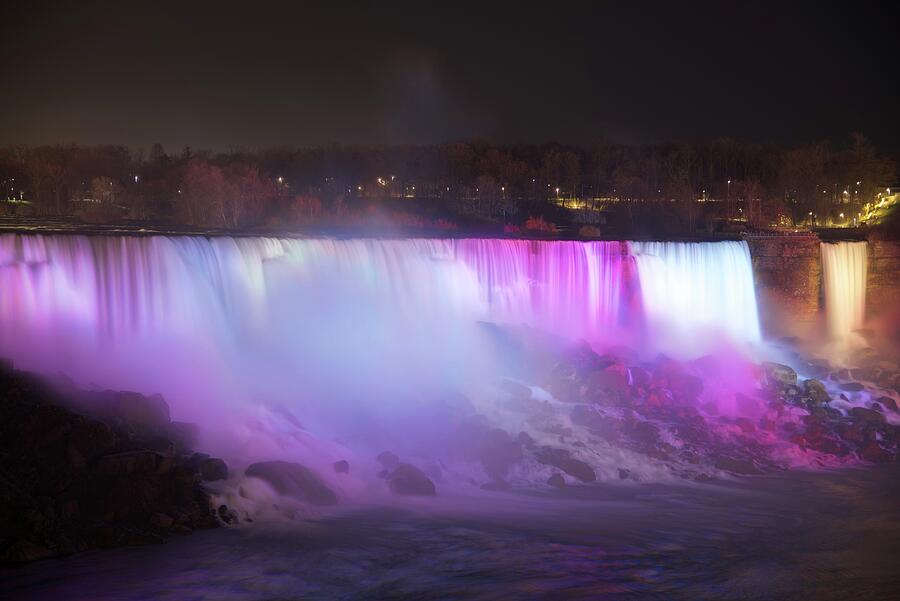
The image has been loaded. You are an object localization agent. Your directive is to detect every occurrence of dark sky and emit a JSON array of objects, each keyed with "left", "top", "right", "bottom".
[{"left": 1, "top": 1, "right": 897, "bottom": 152}]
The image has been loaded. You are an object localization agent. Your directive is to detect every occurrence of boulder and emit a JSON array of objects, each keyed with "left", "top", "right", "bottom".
[
  {"left": 761, "top": 362, "right": 797, "bottom": 387},
  {"left": 245, "top": 461, "right": 338, "bottom": 506},
  {"left": 376, "top": 451, "right": 400, "bottom": 470},
  {"left": 199, "top": 458, "right": 228, "bottom": 482},
  {"left": 547, "top": 473, "right": 565, "bottom": 488},
  {"left": 850, "top": 407, "right": 886, "bottom": 427},
  {"left": 803, "top": 379, "right": 830, "bottom": 405},
  {"left": 876, "top": 396, "right": 898, "bottom": 413},
  {"left": 114, "top": 391, "right": 170, "bottom": 426},
  {"left": 839, "top": 382, "right": 865, "bottom": 393},
  {"left": 388, "top": 464, "right": 436, "bottom": 496},
  {"left": 534, "top": 447, "right": 596, "bottom": 483},
  {"left": 98, "top": 450, "right": 161, "bottom": 476}
]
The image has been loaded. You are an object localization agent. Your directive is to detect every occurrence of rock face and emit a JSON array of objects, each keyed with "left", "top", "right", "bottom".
[
  {"left": 387, "top": 464, "right": 437, "bottom": 496},
  {"left": 245, "top": 461, "right": 338, "bottom": 506},
  {"left": 199, "top": 458, "right": 229, "bottom": 482},
  {"left": 534, "top": 447, "right": 596, "bottom": 483},
  {"left": 0, "top": 365, "right": 218, "bottom": 564},
  {"left": 762, "top": 362, "right": 798, "bottom": 387}
]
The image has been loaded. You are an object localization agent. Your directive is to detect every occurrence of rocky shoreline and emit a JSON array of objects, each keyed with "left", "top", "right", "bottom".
[
  {"left": 0, "top": 359, "right": 227, "bottom": 563},
  {"left": 3, "top": 332, "right": 899, "bottom": 565}
]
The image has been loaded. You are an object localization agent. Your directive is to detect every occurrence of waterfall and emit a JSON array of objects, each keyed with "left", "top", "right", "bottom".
[
  {"left": 629, "top": 240, "right": 761, "bottom": 353},
  {"left": 0, "top": 233, "right": 763, "bottom": 455},
  {"left": 821, "top": 241, "right": 868, "bottom": 343}
]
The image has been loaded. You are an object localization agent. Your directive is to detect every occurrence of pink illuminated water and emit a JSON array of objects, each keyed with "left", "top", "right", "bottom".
[{"left": 0, "top": 233, "right": 762, "bottom": 470}]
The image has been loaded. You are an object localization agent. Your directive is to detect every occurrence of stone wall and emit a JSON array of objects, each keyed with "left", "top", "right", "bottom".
[
  {"left": 745, "top": 234, "right": 900, "bottom": 337},
  {"left": 745, "top": 234, "right": 822, "bottom": 336},
  {"left": 867, "top": 239, "right": 900, "bottom": 320}
]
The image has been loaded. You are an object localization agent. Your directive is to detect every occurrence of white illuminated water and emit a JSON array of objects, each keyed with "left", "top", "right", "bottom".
[
  {"left": 629, "top": 240, "right": 761, "bottom": 353},
  {"left": 821, "top": 241, "right": 868, "bottom": 343},
  {"left": 0, "top": 233, "right": 763, "bottom": 464}
]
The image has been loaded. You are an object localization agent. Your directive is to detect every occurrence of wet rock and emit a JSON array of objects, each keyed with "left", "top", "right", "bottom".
[
  {"left": 149, "top": 512, "right": 174, "bottom": 529},
  {"left": 245, "top": 461, "right": 338, "bottom": 506},
  {"left": 376, "top": 451, "right": 400, "bottom": 470},
  {"left": 216, "top": 505, "right": 238, "bottom": 524},
  {"left": 714, "top": 456, "right": 761, "bottom": 475},
  {"left": 517, "top": 431, "right": 536, "bottom": 448},
  {"left": 534, "top": 447, "right": 596, "bottom": 483},
  {"left": 850, "top": 407, "right": 886, "bottom": 427},
  {"left": 839, "top": 382, "right": 865, "bottom": 393},
  {"left": 388, "top": 464, "right": 436, "bottom": 496},
  {"left": 480, "top": 480, "right": 511, "bottom": 492},
  {"left": 333, "top": 460, "right": 349, "bottom": 474},
  {"left": 735, "top": 417, "right": 756, "bottom": 434},
  {"left": 803, "top": 379, "right": 830, "bottom": 405},
  {"left": 547, "top": 473, "right": 566, "bottom": 488},
  {"left": 3, "top": 540, "right": 55, "bottom": 563},
  {"left": 98, "top": 450, "right": 161, "bottom": 476},
  {"left": 199, "top": 458, "right": 228, "bottom": 482},
  {"left": 113, "top": 391, "right": 170, "bottom": 426},
  {"left": 164, "top": 421, "right": 199, "bottom": 453},
  {"left": 876, "top": 396, "right": 898, "bottom": 412},
  {"left": 860, "top": 442, "right": 892, "bottom": 463},
  {"left": 762, "top": 362, "right": 797, "bottom": 387}
]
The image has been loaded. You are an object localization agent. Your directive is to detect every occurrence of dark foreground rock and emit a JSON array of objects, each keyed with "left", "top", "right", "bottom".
[
  {"left": 245, "top": 461, "right": 338, "bottom": 505},
  {"left": 387, "top": 464, "right": 437, "bottom": 496},
  {"left": 0, "top": 363, "right": 218, "bottom": 564}
]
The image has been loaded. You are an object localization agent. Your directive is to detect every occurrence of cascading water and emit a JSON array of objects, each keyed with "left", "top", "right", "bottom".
[
  {"left": 0, "top": 233, "right": 763, "bottom": 470},
  {"left": 629, "top": 240, "right": 761, "bottom": 354},
  {"left": 821, "top": 241, "right": 868, "bottom": 344}
]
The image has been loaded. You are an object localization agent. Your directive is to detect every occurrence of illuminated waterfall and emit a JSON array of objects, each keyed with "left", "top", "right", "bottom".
[
  {"left": 821, "top": 241, "right": 868, "bottom": 343},
  {"left": 629, "top": 240, "right": 761, "bottom": 352},
  {"left": 0, "top": 233, "right": 762, "bottom": 454}
]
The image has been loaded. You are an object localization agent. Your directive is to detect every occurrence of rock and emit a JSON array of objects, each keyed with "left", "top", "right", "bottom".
[
  {"left": 199, "top": 458, "right": 228, "bottom": 482},
  {"left": 149, "top": 512, "right": 174, "bottom": 529},
  {"left": 617, "top": 468, "right": 631, "bottom": 480},
  {"left": 762, "top": 362, "right": 797, "bottom": 387},
  {"left": 3, "top": 540, "right": 55, "bottom": 563},
  {"left": 735, "top": 417, "right": 756, "bottom": 433},
  {"left": 333, "top": 460, "right": 349, "bottom": 474},
  {"left": 876, "top": 396, "right": 898, "bottom": 412},
  {"left": 517, "top": 431, "right": 536, "bottom": 448},
  {"left": 534, "top": 447, "right": 596, "bottom": 483},
  {"left": 714, "top": 456, "right": 761, "bottom": 475},
  {"left": 547, "top": 473, "right": 566, "bottom": 488},
  {"left": 839, "top": 382, "right": 865, "bottom": 393},
  {"left": 803, "top": 379, "right": 831, "bottom": 405},
  {"left": 388, "top": 464, "right": 436, "bottom": 496},
  {"left": 114, "top": 391, "right": 170, "bottom": 426},
  {"left": 850, "top": 407, "right": 886, "bottom": 427},
  {"left": 872, "top": 402, "right": 884, "bottom": 413},
  {"left": 860, "top": 442, "right": 893, "bottom": 463},
  {"left": 376, "top": 451, "right": 400, "bottom": 470},
  {"left": 245, "top": 461, "right": 338, "bottom": 506},
  {"left": 98, "top": 450, "right": 161, "bottom": 476},
  {"left": 164, "top": 421, "right": 199, "bottom": 453},
  {"left": 216, "top": 505, "right": 237, "bottom": 524},
  {"left": 480, "top": 480, "right": 511, "bottom": 492}
]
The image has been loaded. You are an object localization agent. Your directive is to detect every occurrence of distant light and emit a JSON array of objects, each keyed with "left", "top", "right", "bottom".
[
  {"left": 839, "top": 213, "right": 844, "bottom": 218},
  {"left": 277, "top": 176, "right": 283, "bottom": 184},
  {"left": 357, "top": 185, "right": 362, "bottom": 191},
  {"left": 134, "top": 175, "right": 139, "bottom": 183}
]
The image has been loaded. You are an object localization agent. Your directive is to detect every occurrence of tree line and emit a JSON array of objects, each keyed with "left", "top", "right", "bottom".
[{"left": 0, "top": 135, "right": 894, "bottom": 233}]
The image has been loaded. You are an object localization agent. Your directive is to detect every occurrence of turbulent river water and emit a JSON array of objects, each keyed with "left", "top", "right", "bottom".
[{"left": 3, "top": 464, "right": 898, "bottom": 601}]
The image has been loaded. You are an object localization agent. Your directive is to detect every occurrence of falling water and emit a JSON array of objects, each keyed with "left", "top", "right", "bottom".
[
  {"left": 821, "top": 241, "right": 868, "bottom": 343},
  {"left": 629, "top": 240, "right": 761, "bottom": 353},
  {"left": 0, "top": 233, "right": 763, "bottom": 461}
]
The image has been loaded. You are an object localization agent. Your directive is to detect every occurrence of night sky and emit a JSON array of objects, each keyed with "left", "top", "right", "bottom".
[{"left": 1, "top": 1, "right": 897, "bottom": 152}]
